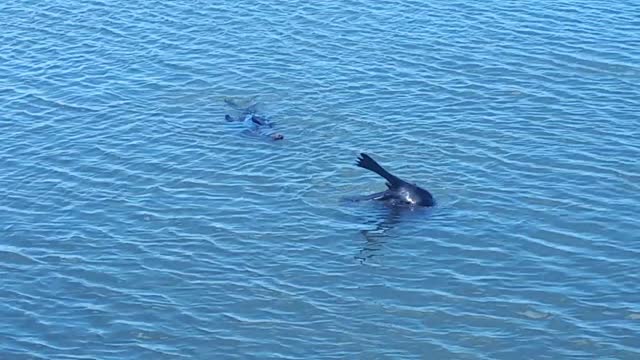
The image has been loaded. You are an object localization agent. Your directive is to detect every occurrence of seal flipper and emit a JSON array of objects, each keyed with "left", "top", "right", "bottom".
[
  {"left": 251, "top": 115, "right": 275, "bottom": 127},
  {"left": 225, "top": 114, "right": 236, "bottom": 122},
  {"left": 342, "top": 191, "right": 389, "bottom": 202},
  {"left": 356, "top": 153, "right": 403, "bottom": 188}
]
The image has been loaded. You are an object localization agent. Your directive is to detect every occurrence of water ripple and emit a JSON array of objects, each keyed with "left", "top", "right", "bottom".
[{"left": 2, "top": 0, "right": 640, "bottom": 358}]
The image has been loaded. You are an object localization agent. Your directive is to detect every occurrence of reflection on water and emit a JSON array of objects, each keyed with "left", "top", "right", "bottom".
[
  {"left": 356, "top": 205, "right": 434, "bottom": 264},
  {"left": 2, "top": 0, "right": 639, "bottom": 358}
]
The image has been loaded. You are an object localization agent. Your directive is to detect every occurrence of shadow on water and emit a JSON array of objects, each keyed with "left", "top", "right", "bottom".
[{"left": 353, "top": 204, "right": 435, "bottom": 264}]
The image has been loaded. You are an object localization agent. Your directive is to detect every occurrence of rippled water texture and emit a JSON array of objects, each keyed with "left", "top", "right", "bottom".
[{"left": 2, "top": 0, "right": 639, "bottom": 358}]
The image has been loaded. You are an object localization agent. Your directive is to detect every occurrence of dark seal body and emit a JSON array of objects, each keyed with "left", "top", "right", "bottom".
[
  {"left": 224, "top": 98, "right": 284, "bottom": 141},
  {"left": 354, "top": 153, "right": 434, "bottom": 207}
]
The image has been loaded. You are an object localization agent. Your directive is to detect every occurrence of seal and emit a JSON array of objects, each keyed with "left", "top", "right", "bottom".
[
  {"left": 225, "top": 113, "right": 284, "bottom": 141},
  {"left": 352, "top": 153, "right": 434, "bottom": 207},
  {"left": 224, "top": 97, "right": 284, "bottom": 141}
]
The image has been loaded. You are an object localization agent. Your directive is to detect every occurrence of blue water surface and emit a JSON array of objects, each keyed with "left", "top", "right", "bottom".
[{"left": 1, "top": 0, "right": 639, "bottom": 359}]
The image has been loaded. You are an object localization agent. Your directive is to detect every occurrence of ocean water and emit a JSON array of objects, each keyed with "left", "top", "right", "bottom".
[{"left": 1, "top": 0, "right": 639, "bottom": 359}]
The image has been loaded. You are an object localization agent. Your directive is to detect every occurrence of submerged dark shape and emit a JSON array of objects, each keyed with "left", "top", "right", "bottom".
[
  {"left": 353, "top": 153, "right": 435, "bottom": 207},
  {"left": 354, "top": 206, "right": 402, "bottom": 264},
  {"left": 224, "top": 98, "right": 284, "bottom": 141}
]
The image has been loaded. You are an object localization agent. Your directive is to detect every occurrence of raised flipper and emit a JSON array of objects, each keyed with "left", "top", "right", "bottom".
[
  {"left": 225, "top": 114, "right": 236, "bottom": 122},
  {"left": 356, "top": 153, "right": 403, "bottom": 188}
]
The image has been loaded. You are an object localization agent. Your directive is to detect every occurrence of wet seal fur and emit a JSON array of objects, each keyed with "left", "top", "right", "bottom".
[
  {"left": 352, "top": 153, "right": 434, "bottom": 207},
  {"left": 224, "top": 97, "right": 284, "bottom": 141}
]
